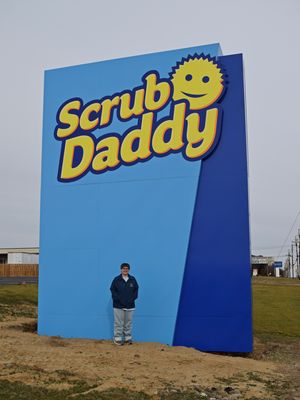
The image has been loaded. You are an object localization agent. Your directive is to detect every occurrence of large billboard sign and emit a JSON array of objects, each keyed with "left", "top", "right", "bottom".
[{"left": 39, "top": 43, "right": 252, "bottom": 352}]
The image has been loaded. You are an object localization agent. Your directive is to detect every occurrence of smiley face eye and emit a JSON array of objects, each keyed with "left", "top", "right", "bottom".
[
  {"left": 202, "top": 76, "right": 210, "bottom": 83},
  {"left": 185, "top": 74, "right": 193, "bottom": 81}
]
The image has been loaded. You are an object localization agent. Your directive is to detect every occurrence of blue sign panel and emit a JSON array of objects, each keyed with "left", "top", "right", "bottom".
[{"left": 38, "top": 43, "right": 252, "bottom": 352}]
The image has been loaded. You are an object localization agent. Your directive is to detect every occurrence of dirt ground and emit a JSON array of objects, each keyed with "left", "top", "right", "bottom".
[{"left": 1, "top": 316, "right": 299, "bottom": 399}]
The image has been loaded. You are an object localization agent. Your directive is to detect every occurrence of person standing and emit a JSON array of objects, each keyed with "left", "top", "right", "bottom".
[{"left": 110, "top": 263, "right": 139, "bottom": 345}]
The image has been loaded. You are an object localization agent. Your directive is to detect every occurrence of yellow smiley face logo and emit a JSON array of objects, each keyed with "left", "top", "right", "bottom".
[{"left": 170, "top": 55, "right": 224, "bottom": 110}]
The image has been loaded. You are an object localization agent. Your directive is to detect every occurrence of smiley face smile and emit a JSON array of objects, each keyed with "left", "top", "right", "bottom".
[
  {"left": 170, "top": 55, "right": 224, "bottom": 110},
  {"left": 180, "top": 91, "right": 206, "bottom": 98}
]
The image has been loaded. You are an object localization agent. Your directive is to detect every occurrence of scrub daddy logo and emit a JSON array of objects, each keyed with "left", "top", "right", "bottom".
[{"left": 54, "top": 54, "right": 225, "bottom": 182}]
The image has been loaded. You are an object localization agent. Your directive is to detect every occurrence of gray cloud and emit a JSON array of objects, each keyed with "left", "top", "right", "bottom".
[{"left": 1, "top": 0, "right": 299, "bottom": 257}]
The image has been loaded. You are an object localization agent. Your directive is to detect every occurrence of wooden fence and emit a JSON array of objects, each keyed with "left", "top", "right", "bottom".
[{"left": 0, "top": 264, "right": 38, "bottom": 277}]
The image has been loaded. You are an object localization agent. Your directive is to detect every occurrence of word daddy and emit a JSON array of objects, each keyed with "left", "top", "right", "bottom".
[{"left": 54, "top": 54, "right": 225, "bottom": 182}]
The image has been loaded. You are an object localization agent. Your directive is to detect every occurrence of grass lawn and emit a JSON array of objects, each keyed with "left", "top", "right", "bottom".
[
  {"left": 0, "top": 284, "right": 38, "bottom": 305},
  {"left": 252, "top": 277, "right": 300, "bottom": 337},
  {"left": 0, "top": 284, "right": 38, "bottom": 321}
]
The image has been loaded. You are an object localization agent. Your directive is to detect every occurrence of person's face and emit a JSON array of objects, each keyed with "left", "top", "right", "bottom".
[{"left": 121, "top": 266, "right": 129, "bottom": 276}]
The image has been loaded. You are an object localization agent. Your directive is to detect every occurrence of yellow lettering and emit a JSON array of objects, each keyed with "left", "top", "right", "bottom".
[
  {"left": 92, "top": 136, "right": 120, "bottom": 172},
  {"left": 119, "top": 89, "right": 145, "bottom": 120},
  {"left": 152, "top": 103, "right": 185, "bottom": 154},
  {"left": 56, "top": 100, "right": 81, "bottom": 138},
  {"left": 144, "top": 73, "right": 170, "bottom": 111},
  {"left": 100, "top": 96, "right": 120, "bottom": 126},
  {"left": 80, "top": 102, "right": 101, "bottom": 131},
  {"left": 185, "top": 108, "right": 219, "bottom": 159},
  {"left": 120, "top": 113, "right": 153, "bottom": 163},
  {"left": 60, "top": 136, "right": 94, "bottom": 180}
]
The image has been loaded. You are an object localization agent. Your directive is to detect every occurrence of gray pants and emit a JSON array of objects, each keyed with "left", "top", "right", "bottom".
[{"left": 113, "top": 308, "right": 134, "bottom": 342}]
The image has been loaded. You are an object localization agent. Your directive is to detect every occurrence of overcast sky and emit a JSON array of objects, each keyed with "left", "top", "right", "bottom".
[{"left": 1, "top": 0, "right": 299, "bottom": 259}]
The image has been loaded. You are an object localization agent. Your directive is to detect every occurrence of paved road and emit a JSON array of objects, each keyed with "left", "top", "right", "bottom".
[{"left": 0, "top": 277, "right": 38, "bottom": 285}]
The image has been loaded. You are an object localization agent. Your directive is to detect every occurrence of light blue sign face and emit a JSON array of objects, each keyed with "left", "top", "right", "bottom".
[{"left": 38, "top": 43, "right": 252, "bottom": 352}]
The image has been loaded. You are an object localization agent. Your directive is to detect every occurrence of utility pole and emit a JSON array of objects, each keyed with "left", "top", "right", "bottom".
[
  {"left": 291, "top": 243, "right": 295, "bottom": 278},
  {"left": 294, "top": 238, "right": 298, "bottom": 278},
  {"left": 288, "top": 250, "right": 291, "bottom": 278},
  {"left": 297, "top": 230, "right": 300, "bottom": 278}
]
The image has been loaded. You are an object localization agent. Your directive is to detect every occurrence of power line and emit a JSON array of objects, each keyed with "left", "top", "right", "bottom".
[
  {"left": 277, "top": 210, "right": 300, "bottom": 258},
  {"left": 252, "top": 245, "right": 290, "bottom": 250}
]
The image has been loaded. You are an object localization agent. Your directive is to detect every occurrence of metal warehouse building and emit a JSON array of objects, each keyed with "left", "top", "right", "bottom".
[{"left": 0, "top": 248, "right": 39, "bottom": 264}]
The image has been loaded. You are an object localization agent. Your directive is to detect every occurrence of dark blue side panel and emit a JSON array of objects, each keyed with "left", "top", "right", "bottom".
[{"left": 173, "top": 54, "right": 252, "bottom": 352}]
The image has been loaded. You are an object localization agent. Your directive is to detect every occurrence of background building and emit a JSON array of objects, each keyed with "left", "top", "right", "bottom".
[
  {"left": 251, "top": 255, "right": 282, "bottom": 277},
  {"left": 0, "top": 248, "right": 39, "bottom": 264}
]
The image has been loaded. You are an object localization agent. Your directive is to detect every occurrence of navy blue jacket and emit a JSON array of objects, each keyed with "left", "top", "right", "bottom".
[{"left": 110, "top": 274, "right": 139, "bottom": 309}]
